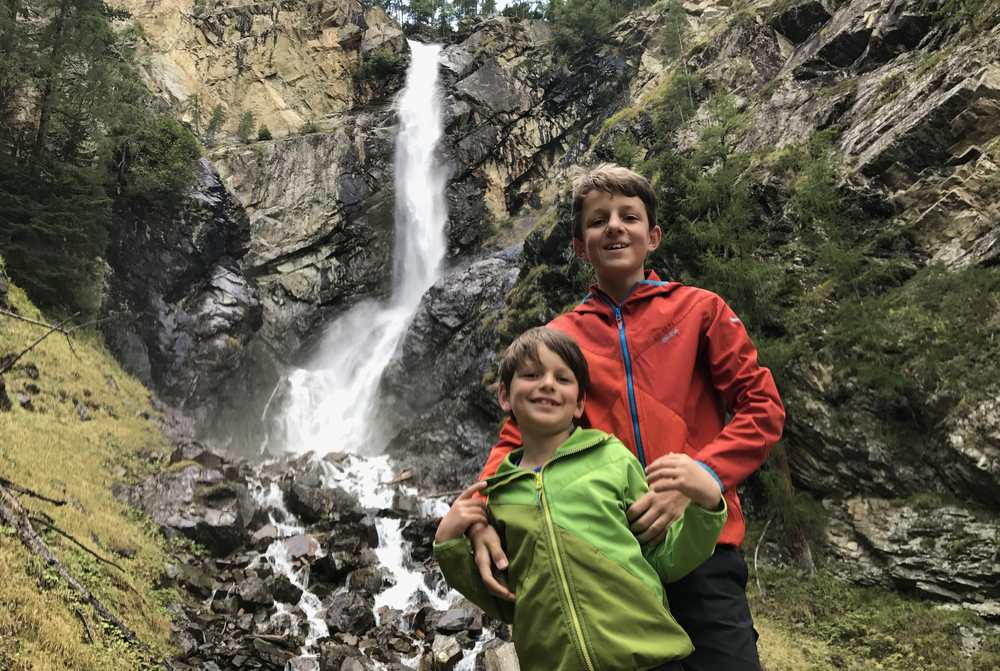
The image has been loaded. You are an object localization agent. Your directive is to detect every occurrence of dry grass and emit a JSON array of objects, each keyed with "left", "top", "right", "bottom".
[{"left": 0, "top": 280, "right": 176, "bottom": 670}]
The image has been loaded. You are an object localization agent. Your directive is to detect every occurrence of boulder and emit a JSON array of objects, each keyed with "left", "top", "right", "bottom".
[
  {"left": 323, "top": 589, "right": 376, "bottom": 635},
  {"left": 121, "top": 463, "right": 256, "bottom": 556}
]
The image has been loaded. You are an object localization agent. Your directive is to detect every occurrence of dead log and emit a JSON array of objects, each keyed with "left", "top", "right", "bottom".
[{"left": 0, "top": 483, "right": 149, "bottom": 652}]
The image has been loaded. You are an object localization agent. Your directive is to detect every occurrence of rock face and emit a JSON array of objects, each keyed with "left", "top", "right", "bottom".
[
  {"left": 103, "top": 158, "right": 263, "bottom": 430},
  {"left": 379, "top": 248, "right": 521, "bottom": 491},
  {"left": 825, "top": 498, "right": 1000, "bottom": 618},
  {"left": 116, "top": 0, "right": 406, "bottom": 139},
  {"left": 211, "top": 113, "right": 397, "bottom": 357}
]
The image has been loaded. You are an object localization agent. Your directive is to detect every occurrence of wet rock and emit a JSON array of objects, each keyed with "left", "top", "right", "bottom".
[
  {"left": 103, "top": 158, "right": 262, "bottom": 432},
  {"left": 347, "top": 567, "right": 387, "bottom": 594},
  {"left": 431, "top": 634, "right": 462, "bottom": 669},
  {"left": 271, "top": 573, "right": 304, "bottom": 605},
  {"left": 768, "top": 0, "right": 831, "bottom": 44},
  {"left": 237, "top": 574, "right": 273, "bottom": 608},
  {"left": 323, "top": 589, "right": 376, "bottom": 635},
  {"left": 122, "top": 463, "right": 256, "bottom": 556},
  {"left": 480, "top": 640, "right": 520, "bottom": 671},
  {"left": 170, "top": 443, "right": 226, "bottom": 470},
  {"left": 401, "top": 517, "right": 438, "bottom": 564},
  {"left": 435, "top": 604, "right": 482, "bottom": 635},
  {"left": 252, "top": 636, "right": 296, "bottom": 667},
  {"left": 284, "top": 533, "right": 322, "bottom": 560},
  {"left": 286, "top": 480, "right": 364, "bottom": 525}
]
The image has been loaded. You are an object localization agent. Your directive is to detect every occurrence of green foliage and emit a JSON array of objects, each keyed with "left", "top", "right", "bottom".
[
  {"left": 610, "top": 133, "right": 640, "bottom": 167},
  {"left": 0, "top": 158, "right": 110, "bottom": 309},
  {"left": 0, "top": 0, "right": 202, "bottom": 312},
  {"left": 758, "top": 455, "right": 828, "bottom": 550},
  {"left": 658, "top": 0, "right": 688, "bottom": 59},
  {"left": 236, "top": 111, "right": 255, "bottom": 144},
  {"left": 358, "top": 47, "right": 404, "bottom": 82},
  {"left": 112, "top": 117, "right": 201, "bottom": 211},
  {"left": 204, "top": 104, "right": 226, "bottom": 146},
  {"left": 257, "top": 125, "right": 272, "bottom": 141},
  {"left": 748, "top": 568, "right": 1000, "bottom": 671},
  {"left": 299, "top": 119, "right": 320, "bottom": 135}
]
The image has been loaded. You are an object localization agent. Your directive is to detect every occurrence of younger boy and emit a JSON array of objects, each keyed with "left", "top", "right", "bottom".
[
  {"left": 469, "top": 164, "right": 785, "bottom": 670},
  {"left": 434, "top": 327, "right": 726, "bottom": 671}
]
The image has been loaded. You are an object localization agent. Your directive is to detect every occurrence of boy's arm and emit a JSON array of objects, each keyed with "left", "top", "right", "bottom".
[
  {"left": 434, "top": 538, "right": 515, "bottom": 623},
  {"left": 697, "top": 294, "right": 786, "bottom": 490},
  {"left": 624, "top": 458, "right": 726, "bottom": 582}
]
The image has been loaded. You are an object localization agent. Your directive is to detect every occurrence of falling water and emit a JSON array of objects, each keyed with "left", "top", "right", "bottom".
[
  {"left": 254, "top": 41, "right": 463, "bottom": 668},
  {"left": 282, "top": 40, "right": 449, "bottom": 456}
]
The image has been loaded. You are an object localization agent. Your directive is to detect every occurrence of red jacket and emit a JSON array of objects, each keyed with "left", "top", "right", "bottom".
[{"left": 479, "top": 272, "right": 785, "bottom": 547}]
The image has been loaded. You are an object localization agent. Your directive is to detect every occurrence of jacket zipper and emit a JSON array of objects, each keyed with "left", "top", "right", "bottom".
[
  {"left": 537, "top": 473, "right": 597, "bottom": 671},
  {"left": 613, "top": 304, "right": 646, "bottom": 468}
]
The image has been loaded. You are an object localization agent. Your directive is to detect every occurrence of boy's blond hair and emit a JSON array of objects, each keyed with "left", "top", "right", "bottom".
[{"left": 570, "top": 163, "right": 657, "bottom": 240}]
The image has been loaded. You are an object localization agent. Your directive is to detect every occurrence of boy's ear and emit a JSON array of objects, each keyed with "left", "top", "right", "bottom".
[
  {"left": 497, "top": 383, "right": 512, "bottom": 413},
  {"left": 647, "top": 225, "right": 663, "bottom": 252},
  {"left": 574, "top": 392, "right": 585, "bottom": 420}
]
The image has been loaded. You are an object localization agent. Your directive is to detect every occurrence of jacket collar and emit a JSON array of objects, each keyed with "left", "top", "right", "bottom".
[
  {"left": 576, "top": 270, "right": 681, "bottom": 316},
  {"left": 485, "top": 427, "right": 611, "bottom": 491}
]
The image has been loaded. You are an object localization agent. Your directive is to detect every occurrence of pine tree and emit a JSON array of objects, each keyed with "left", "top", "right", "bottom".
[
  {"left": 237, "top": 111, "right": 255, "bottom": 143},
  {"left": 205, "top": 104, "right": 226, "bottom": 145}
]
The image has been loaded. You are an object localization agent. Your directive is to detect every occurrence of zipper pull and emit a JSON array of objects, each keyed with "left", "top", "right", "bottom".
[
  {"left": 535, "top": 473, "right": 543, "bottom": 508},
  {"left": 614, "top": 305, "right": 622, "bottom": 325}
]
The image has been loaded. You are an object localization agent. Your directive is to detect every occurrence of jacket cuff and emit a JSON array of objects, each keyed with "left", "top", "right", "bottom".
[
  {"left": 696, "top": 460, "right": 725, "bottom": 493},
  {"left": 433, "top": 536, "right": 471, "bottom": 557}
]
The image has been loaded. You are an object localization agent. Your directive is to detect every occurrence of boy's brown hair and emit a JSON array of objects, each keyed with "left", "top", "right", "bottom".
[
  {"left": 570, "top": 163, "right": 657, "bottom": 240},
  {"left": 497, "top": 327, "right": 590, "bottom": 403}
]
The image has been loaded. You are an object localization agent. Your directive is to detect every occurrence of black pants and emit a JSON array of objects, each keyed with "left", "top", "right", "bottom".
[{"left": 664, "top": 546, "right": 761, "bottom": 671}]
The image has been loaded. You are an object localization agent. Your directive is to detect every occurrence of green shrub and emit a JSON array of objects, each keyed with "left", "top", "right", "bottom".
[
  {"left": 358, "top": 47, "right": 403, "bottom": 82},
  {"left": 257, "top": 125, "right": 272, "bottom": 141},
  {"left": 299, "top": 119, "right": 319, "bottom": 135}
]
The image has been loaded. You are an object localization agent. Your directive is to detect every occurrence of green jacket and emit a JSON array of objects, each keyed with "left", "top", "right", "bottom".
[{"left": 433, "top": 428, "right": 726, "bottom": 671}]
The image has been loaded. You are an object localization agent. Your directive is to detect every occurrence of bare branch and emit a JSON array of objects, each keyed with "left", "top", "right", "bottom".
[
  {"left": 0, "top": 313, "right": 77, "bottom": 374},
  {"left": 0, "top": 476, "right": 67, "bottom": 506}
]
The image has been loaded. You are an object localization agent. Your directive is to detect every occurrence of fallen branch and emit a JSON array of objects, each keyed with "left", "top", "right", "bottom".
[
  {"left": 0, "top": 482, "right": 149, "bottom": 653},
  {"left": 0, "top": 476, "right": 66, "bottom": 506},
  {"left": 75, "top": 607, "right": 95, "bottom": 645},
  {"left": 0, "top": 314, "right": 77, "bottom": 374},
  {"left": 753, "top": 515, "right": 774, "bottom": 598},
  {"left": 29, "top": 515, "right": 128, "bottom": 575}
]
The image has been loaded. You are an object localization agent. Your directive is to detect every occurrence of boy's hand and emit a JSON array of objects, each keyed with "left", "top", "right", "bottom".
[
  {"left": 646, "top": 453, "right": 723, "bottom": 510},
  {"left": 468, "top": 521, "right": 516, "bottom": 601},
  {"left": 627, "top": 490, "right": 689, "bottom": 544},
  {"left": 435, "top": 482, "right": 489, "bottom": 544}
]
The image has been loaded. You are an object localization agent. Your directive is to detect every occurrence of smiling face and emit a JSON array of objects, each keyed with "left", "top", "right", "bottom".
[
  {"left": 498, "top": 343, "right": 585, "bottom": 438},
  {"left": 572, "top": 190, "right": 662, "bottom": 301}
]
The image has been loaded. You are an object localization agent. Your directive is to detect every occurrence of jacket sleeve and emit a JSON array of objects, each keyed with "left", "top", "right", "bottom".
[
  {"left": 698, "top": 294, "right": 786, "bottom": 490},
  {"left": 433, "top": 537, "right": 515, "bottom": 623},
  {"left": 624, "top": 455, "right": 726, "bottom": 583},
  {"left": 477, "top": 419, "right": 521, "bottom": 480}
]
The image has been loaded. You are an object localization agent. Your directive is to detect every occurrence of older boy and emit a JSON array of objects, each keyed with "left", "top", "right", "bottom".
[
  {"left": 435, "top": 327, "right": 726, "bottom": 671},
  {"left": 470, "top": 164, "right": 785, "bottom": 670}
]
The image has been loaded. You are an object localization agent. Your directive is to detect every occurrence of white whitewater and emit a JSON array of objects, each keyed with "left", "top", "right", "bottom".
[{"left": 255, "top": 41, "right": 466, "bottom": 670}]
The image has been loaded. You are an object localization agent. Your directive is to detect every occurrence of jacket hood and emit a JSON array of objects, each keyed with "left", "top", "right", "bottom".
[{"left": 485, "top": 427, "right": 612, "bottom": 492}]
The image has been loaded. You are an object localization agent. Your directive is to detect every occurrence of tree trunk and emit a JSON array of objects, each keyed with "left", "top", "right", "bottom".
[{"left": 32, "top": 0, "right": 71, "bottom": 158}]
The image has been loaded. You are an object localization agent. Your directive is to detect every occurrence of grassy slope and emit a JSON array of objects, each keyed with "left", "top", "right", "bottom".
[{"left": 0, "top": 274, "right": 175, "bottom": 670}]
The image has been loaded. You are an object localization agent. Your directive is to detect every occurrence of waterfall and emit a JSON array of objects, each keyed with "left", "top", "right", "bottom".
[
  {"left": 281, "top": 40, "right": 448, "bottom": 457},
  {"left": 251, "top": 42, "right": 463, "bottom": 668}
]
